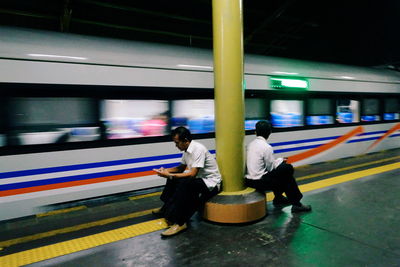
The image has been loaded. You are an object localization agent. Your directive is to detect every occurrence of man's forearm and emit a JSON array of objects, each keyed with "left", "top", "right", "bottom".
[{"left": 166, "top": 166, "right": 185, "bottom": 173}]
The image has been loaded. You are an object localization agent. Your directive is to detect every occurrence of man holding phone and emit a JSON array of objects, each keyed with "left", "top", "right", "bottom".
[{"left": 153, "top": 126, "right": 221, "bottom": 237}]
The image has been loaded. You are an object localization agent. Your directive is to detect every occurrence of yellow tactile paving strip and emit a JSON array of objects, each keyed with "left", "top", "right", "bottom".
[
  {"left": 129, "top": 192, "right": 161, "bottom": 200},
  {"left": 0, "top": 219, "right": 169, "bottom": 267},
  {"left": 0, "top": 161, "right": 399, "bottom": 266},
  {"left": 0, "top": 209, "right": 158, "bottom": 249},
  {"left": 296, "top": 155, "right": 400, "bottom": 181},
  {"left": 298, "top": 162, "right": 400, "bottom": 193},
  {"left": 36, "top": 206, "right": 87, "bottom": 218}
]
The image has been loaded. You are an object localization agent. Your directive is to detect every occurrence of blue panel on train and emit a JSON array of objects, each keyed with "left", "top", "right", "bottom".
[
  {"left": 337, "top": 112, "right": 353, "bottom": 123},
  {"left": 188, "top": 118, "right": 207, "bottom": 133},
  {"left": 290, "top": 114, "right": 302, "bottom": 126},
  {"left": 271, "top": 113, "right": 285, "bottom": 127},
  {"left": 245, "top": 120, "right": 258, "bottom": 130},
  {"left": 171, "top": 117, "right": 188, "bottom": 127},
  {"left": 271, "top": 113, "right": 302, "bottom": 127},
  {"left": 306, "top": 116, "right": 319, "bottom": 125},
  {"left": 361, "top": 115, "right": 378, "bottom": 121},
  {"left": 71, "top": 128, "right": 94, "bottom": 136},
  {"left": 307, "top": 115, "right": 333, "bottom": 125},
  {"left": 384, "top": 113, "right": 397, "bottom": 120},
  {"left": 203, "top": 117, "right": 215, "bottom": 133},
  {"left": 187, "top": 117, "right": 215, "bottom": 133},
  {"left": 320, "top": 115, "right": 333, "bottom": 124}
]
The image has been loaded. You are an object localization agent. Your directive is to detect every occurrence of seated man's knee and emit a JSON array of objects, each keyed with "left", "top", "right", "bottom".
[
  {"left": 287, "top": 163, "right": 294, "bottom": 174},
  {"left": 282, "top": 162, "right": 294, "bottom": 173}
]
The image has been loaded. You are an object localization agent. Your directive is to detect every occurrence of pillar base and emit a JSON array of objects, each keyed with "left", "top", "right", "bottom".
[{"left": 203, "top": 187, "right": 266, "bottom": 224}]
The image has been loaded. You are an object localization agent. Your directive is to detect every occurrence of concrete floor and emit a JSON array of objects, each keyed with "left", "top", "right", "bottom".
[{"left": 1, "top": 149, "right": 399, "bottom": 266}]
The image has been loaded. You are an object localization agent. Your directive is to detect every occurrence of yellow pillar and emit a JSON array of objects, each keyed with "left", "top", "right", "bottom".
[
  {"left": 203, "top": 0, "right": 266, "bottom": 223},
  {"left": 213, "top": 0, "right": 245, "bottom": 192}
]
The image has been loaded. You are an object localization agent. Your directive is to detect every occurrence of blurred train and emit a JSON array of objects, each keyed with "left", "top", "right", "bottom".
[{"left": 0, "top": 26, "right": 399, "bottom": 221}]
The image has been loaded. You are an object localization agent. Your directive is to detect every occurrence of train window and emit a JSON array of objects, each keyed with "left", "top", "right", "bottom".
[
  {"left": 361, "top": 98, "right": 380, "bottom": 122},
  {"left": 0, "top": 135, "right": 5, "bottom": 147},
  {"left": 306, "top": 98, "right": 334, "bottom": 125},
  {"left": 245, "top": 98, "right": 266, "bottom": 130},
  {"left": 8, "top": 97, "right": 99, "bottom": 145},
  {"left": 270, "top": 100, "right": 303, "bottom": 128},
  {"left": 384, "top": 98, "right": 399, "bottom": 120},
  {"left": 336, "top": 99, "right": 359, "bottom": 123},
  {"left": 0, "top": 98, "right": 5, "bottom": 146},
  {"left": 101, "top": 99, "right": 168, "bottom": 139},
  {"left": 172, "top": 100, "right": 214, "bottom": 134}
]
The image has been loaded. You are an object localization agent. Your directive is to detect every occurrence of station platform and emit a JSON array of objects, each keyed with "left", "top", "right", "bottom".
[{"left": 0, "top": 149, "right": 399, "bottom": 266}]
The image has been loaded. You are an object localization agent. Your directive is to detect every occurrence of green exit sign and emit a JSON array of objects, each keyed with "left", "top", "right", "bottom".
[{"left": 270, "top": 77, "right": 309, "bottom": 90}]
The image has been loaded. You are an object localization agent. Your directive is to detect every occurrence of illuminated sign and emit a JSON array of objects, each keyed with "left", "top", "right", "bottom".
[{"left": 270, "top": 77, "right": 309, "bottom": 90}]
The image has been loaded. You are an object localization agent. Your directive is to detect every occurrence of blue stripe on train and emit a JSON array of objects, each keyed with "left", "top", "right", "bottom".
[
  {"left": 0, "top": 162, "right": 179, "bottom": 191},
  {"left": 270, "top": 136, "right": 338, "bottom": 147},
  {"left": 0, "top": 150, "right": 216, "bottom": 180},
  {"left": 0, "top": 153, "right": 183, "bottom": 179},
  {"left": 274, "top": 132, "right": 397, "bottom": 152},
  {"left": 270, "top": 131, "right": 386, "bottom": 147},
  {"left": 347, "top": 137, "right": 379, "bottom": 143},
  {"left": 274, "top": 144, "right": 322, "bottom": 154},
  {"left": 347, "top": 133, "right": 399, "bottom": 143},
  {"left": 358, "top": 131, "right": 386, "bottom": 136}
]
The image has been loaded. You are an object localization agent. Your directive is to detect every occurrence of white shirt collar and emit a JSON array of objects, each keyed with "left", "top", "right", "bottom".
[
  {"left": 256, "top": 136, "right": 267, "bottom": 142},
  {"left": 186, "top": 140, "right": 195, "bottom": 153}
]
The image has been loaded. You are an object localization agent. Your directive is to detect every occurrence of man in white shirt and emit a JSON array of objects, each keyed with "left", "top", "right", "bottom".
[
  {"left": 153, "top": 126, "right": 222, "bottom": 236},
  {"left": 245, "top": 120, "right": 311, "bottom": 212}
]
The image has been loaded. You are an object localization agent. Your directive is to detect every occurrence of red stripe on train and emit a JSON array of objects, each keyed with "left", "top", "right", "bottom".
[{"left": 0, "top": 170, "right": 156, "bottom": 197}]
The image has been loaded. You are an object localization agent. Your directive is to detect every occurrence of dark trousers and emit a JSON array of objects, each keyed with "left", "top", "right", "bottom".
[
  {"left": 160, "top": 178, "right": 219, "bottom": 225},
  {"left": 245, "top": 162, "right": 303, "bottom": 205}
]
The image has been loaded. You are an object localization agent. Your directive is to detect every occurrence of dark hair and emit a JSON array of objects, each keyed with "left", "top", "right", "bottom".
[
  {"left": 255, "top": 120, "right": 272, "bottom": 139},
  {"left": 171, "top": 126, "right": 192, "bottom": 142}
]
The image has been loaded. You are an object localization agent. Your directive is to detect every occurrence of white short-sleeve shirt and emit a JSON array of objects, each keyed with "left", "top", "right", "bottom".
[
  {"left": 181, "top": 140, "right": 222, "bottom": 190},
  {"left": 245, "top": 136, "right": 283, "bottom": 180}
]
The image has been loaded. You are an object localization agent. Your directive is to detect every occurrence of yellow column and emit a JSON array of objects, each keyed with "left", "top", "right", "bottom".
[
  {"left": 204, "top": 0, "right": 266, "bottom": 223},
  {"left": 213, "top": 0, "right": 245, "bottom": 192}
]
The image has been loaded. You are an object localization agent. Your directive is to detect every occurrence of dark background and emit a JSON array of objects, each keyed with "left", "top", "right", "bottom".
[{"left": 1, "top": 0, "right": 400, "bottom": 69}]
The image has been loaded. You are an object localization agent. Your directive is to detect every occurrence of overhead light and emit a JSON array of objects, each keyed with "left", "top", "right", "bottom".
[
  {"left": 177, "top": 64, "right": 213, "bottom": 70},
  {"left": 28, "top": 54, "right": 88, "bottom": 60},
  {"left": 272, "top": 71, "right": 299, "bottom": 75},
  {"left": 337, "top": 76, "right": 354, "bottom": 79}
]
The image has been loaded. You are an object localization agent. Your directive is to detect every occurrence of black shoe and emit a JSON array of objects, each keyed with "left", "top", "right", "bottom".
[
  {"left": 291, "top": 204, "right": 312, "bottom": 213},
  {"left": 273, "top": 196, "right": 291, "bottom": 207},
  {"left": 152, "top": 207, "right": 164, "bottom": 216}
]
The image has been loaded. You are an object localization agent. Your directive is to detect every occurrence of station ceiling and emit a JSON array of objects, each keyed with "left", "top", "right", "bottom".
[{"left": 1, "top": 0, "right": 400, "bottom": 69}]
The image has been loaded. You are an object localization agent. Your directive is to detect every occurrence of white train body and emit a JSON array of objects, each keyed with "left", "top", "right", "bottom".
[{"left": 0, "top": 27, "right": 399, "bottom": 221}]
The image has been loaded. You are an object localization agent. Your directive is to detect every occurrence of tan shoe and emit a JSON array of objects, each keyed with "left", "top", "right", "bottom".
[{"left": 161, "top": 223, "right": 187, "bottom": 237}]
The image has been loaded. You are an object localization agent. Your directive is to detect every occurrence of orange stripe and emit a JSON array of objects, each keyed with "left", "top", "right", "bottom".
[
  {"left": 367, "top": 123, "right": 400, "bottom": 151},
  {"left": 287, "top": 126, "right": 364, "bottom": 164},
  {"left": 0, "top": 170, "right": 156, "bottom": 197}
]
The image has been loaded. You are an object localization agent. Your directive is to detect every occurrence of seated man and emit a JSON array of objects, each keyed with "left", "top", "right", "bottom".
[
  {"left": 245, "top": 120, "right": 311, "bottom": 212},
  {"left": 153, "top": 126, "right": 221, "bottom": 236}
]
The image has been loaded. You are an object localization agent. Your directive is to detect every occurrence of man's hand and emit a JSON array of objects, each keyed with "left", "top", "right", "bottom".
[{"left": 153, "top": 167, "right": 171, "bottom": 178}]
